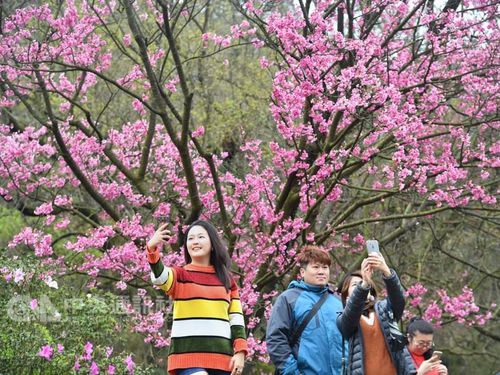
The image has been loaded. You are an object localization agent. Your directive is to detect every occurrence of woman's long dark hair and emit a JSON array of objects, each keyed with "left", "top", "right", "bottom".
[
  {"left": 338, "top": 271, "right": 378, "bottom": 312},
  {"left": 183, "top": 220, "right": 232, "bottom": 290}
]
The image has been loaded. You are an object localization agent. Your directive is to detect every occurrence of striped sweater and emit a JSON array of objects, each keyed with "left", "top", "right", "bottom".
[{"left": 147, "top": 247, "right": 248, "bottom": 374}]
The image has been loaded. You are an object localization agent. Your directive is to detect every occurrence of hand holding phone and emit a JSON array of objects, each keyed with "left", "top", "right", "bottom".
[{"left": 147, "top": 223, "right": 171, "bottom": 249}]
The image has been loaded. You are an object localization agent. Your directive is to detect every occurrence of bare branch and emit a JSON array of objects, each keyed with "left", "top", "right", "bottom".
[{"left": 34, "top": 68, "right": 121, "bottom": 222}]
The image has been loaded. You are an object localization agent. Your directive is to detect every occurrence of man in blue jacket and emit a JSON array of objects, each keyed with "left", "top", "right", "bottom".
[{"left": 266, "top": 246, "right": 345, "bottom": 375}]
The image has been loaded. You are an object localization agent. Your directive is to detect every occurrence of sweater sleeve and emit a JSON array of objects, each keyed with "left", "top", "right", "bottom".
[
  {"left": 146, "top": 246, "right": 176, "bottom": 295},
  {"left": 336, "top": 284, "right": 370, "bottom": 338},
  {"left": 229, "top": 280, "right": 248, "bottom": 355}
]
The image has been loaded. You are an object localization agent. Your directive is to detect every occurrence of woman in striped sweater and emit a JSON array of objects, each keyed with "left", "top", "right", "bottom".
[{"left": 146, "top": 220, "right": 248, "bottom": 375}]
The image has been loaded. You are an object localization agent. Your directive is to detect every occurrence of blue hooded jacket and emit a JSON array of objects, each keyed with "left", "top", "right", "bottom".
[{"left": 266, "top": 280, "right": 346, "bottom": 375}]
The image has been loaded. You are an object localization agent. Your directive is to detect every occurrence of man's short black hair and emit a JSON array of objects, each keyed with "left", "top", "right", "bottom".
[{"left": 407, "top": 317, "right": 434, "bottom": 336}]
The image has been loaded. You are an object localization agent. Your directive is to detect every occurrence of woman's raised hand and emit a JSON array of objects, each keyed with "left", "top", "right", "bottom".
[
  {"left": 361, "top": 258, "right": 374, "bottom": 288},
  {"left": 366, "top": 252, "right": 391, "bottom": 277},
  {"left": 147, "top": 223, "right": 171, "bottom": 249}
]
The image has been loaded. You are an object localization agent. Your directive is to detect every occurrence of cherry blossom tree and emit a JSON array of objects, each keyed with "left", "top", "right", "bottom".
[{"left": 1, "top": 0, "right": 498, "bottom": 371}]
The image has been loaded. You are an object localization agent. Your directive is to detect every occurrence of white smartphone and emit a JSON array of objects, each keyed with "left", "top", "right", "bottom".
[
  {"left": 433, "top": 350, "right": 442, "bottom": 359},
  {"left": 366, "top": 240, "right": 380, "bottom": 254}
]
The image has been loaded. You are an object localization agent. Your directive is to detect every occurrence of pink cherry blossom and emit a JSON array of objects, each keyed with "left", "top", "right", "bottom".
[
  {"left": 82, "top": 341, "right": 93, "bottom": 361},
  {"left": 13, "top": 268, "right": 25, "bottom": 284},
  {"left": 38, "top": 345, "right": 53, "bottom": 361},
  {"left": 124, "top": 355, "right": 135, "bottom": 374},
  {"left": 105, "top": 346, "right": 113, "bottom": 358},
  {"left": 90, "top": 361, "right": 99, "bottom": 375},
  {"left": 30, "top": 299, "right": 38, "bottom": 310}
]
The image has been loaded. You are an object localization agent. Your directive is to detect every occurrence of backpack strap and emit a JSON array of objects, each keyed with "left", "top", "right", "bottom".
[{"left": 289, "top": 290, "right": 330, "bottom": 347}]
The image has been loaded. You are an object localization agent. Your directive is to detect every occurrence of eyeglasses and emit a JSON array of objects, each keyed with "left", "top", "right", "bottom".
[{"left": 413, "top": 340, "right": 433, "bottom": 348}]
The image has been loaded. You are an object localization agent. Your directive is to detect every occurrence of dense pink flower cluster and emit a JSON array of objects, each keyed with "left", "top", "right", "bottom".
[
  {"left": 437, "top": 287, "right": 492, "bottom": 326},
  {"left": 245, "top": 334, "right": 269, "bottom": 363},
  {"left": 201, "top": 19, "right": 258, "bottom": 49},
  {"left": 129, "top": 309, "right": 170, "bottom": 348},
  {"left": 405, "top": 283, "right": 493, "bottom": 327},
  {"left": 405, "top": 283, "right": 428, "bottom": 308},
  {"left": 263, "top": 2, "right": 499, "bottom": 212},
  {"left": 9, "top": 227, "right": 53, "bottom": 257},
  {"left": 69, "top": 341, "right": 135, "bottom": 374}
]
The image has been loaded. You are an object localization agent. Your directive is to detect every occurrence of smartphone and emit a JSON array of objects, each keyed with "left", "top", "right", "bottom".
[
  {"left": 156, "top": 215, "right": 170, "bottom": 225},
  {"left": 366, "top": 240, "right": 380, "bottom": 254},
  {"left": 433, "top": 351, "right": 442, "bottom": 359}
]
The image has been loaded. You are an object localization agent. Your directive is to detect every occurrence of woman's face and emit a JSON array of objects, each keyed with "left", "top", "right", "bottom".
[
  {"left": 347, "top": 276, "right": 363, "bottom": 298},
  {"left": 186, "top": 225, "right": 212, "bottom": 264}
]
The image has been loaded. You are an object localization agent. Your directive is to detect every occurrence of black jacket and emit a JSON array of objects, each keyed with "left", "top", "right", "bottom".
[{"left": 336, "top": 270, "right": 416, "bottom": 375}]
